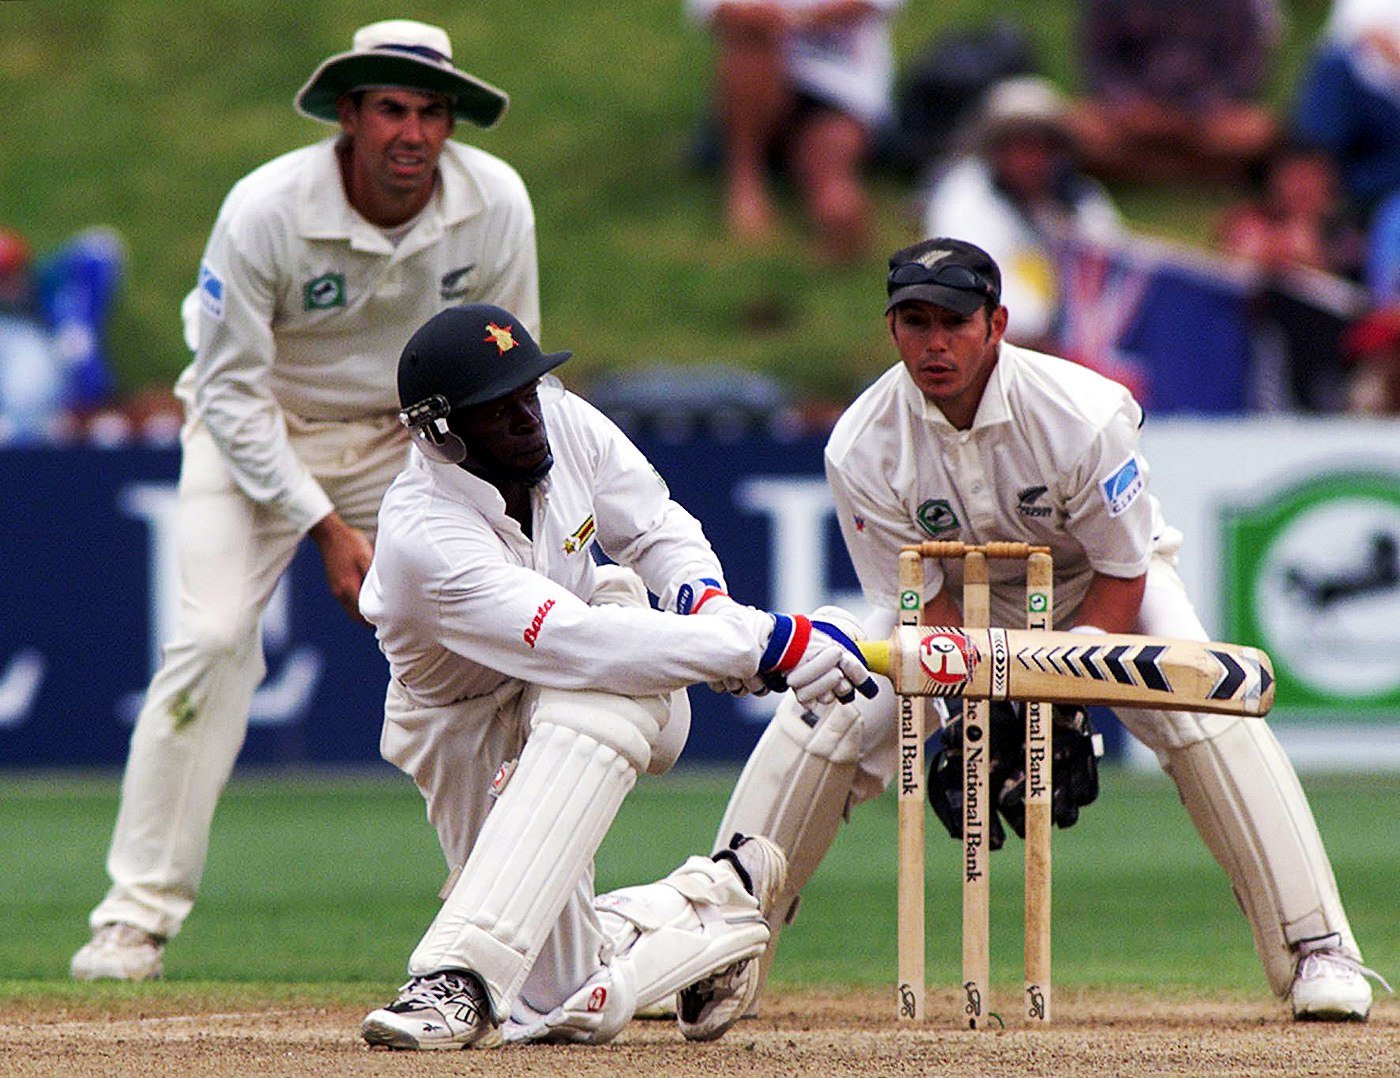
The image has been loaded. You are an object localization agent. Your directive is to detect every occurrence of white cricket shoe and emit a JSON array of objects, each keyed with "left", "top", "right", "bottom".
[
  {"left": 677, "top": 833, "right": 788, "bottom": 1041},
  {"left": 70, "top": 923, "right": 164, "bottom": 982},
  {"left": 361, "top": 970, "right": 500, "bottom": 1050},
  {"left": 1290, "top": 945, "right": 1391, "bottom": 1022}
]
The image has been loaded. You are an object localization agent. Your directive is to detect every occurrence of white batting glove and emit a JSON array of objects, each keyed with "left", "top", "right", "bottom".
[{"left": 759, "top": 613, "right": 879, "bottom": 710}]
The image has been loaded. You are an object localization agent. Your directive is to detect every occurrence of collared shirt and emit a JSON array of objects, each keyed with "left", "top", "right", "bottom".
[
  {"left": 177, "top": 137, "right": 539, "bottom": 533},
  {"left": 826, "top": 341, "right": 1172, "bottom": 623},
  {"left": 360, "top": 388, "right": 771, "bottom": 708}
]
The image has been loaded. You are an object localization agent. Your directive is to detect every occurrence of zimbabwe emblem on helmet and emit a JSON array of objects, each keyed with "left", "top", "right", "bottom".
[{"left": 483, "top": 322, "right": 517, "bottom": 354}]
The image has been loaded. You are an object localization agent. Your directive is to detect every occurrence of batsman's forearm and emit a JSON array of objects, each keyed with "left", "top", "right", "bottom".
[{"left": 858, "top": 627, "right": 1274, "bottom": 717}]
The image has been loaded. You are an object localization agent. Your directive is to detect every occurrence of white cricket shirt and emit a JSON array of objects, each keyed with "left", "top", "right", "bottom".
[
  {"left": 361, "top": 389, "right": 772, "bottom": 708},
  {"left": 176, "top": 137, "right": 539, "bottom": 533},
  {"left": 827, "top": 341, "right": 1174, "bottom": 623}
]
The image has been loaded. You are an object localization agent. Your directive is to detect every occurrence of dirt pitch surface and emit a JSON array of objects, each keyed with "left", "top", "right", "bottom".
[{"left": 3, "top": 988, "right": 1394, "bottom": 1076}]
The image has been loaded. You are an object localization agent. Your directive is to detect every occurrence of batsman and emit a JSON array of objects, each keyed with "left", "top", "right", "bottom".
[{"left": 712, "top": 238, "right": 1386, "bottom": 1021}]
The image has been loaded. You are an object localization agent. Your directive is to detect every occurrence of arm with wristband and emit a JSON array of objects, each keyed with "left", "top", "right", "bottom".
[{"left": 673, "top": 578, "right": 878, "bottom": 709}]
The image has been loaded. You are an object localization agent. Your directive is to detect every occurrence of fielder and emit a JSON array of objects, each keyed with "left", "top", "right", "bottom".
[
  {"left": 357, "top": 302, "right": 875, "bottom": 1049},
  {"left": 714, "top": 237, "right": 1388, "bottom": 1021},
  {"left": 72, "top": 19, "right": 539, "bottom": 980}
]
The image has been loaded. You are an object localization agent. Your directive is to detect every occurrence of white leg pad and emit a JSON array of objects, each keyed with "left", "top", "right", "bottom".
[
  {"left": 708, "top": 693, "right": 875, "bottom": 1003},
  {"left": 596, "top": 854, "right": 770, "bottom": 1011},
  {"left": 1154, "top": 714, "right": 1360, "bottom": 995},
  {"left": 408, "top": 689, "right": 667, "bottom": 1021},
  {"left": 504, "top": 957, "right": 638, "bottom": 1045},
  {"left": 714, "top": 694, "right": 865, "bottom": 901}
]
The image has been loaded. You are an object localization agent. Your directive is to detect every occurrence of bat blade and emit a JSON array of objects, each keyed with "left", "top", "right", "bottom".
[{"left": 857, "top": 628, "right": 1274, "bottom": 717}]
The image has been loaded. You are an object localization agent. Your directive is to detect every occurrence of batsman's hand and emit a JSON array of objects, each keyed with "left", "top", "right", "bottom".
[{"left": 759, "top": 610, "right": 878, "bottom": 709}]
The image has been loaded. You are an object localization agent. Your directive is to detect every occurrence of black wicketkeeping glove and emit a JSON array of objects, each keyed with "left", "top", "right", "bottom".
[
  {"left": 928, "top": 701, "right": 1103, "bottom": 849},
  {"left": 996, "top": 704, "right": 1103, "bottom": 839},
  {"left": 926, "top": 699, "right": 1024, "bottom": 851}
]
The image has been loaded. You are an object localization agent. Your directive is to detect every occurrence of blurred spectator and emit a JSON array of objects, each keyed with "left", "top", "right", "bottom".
[
  {"left": 1214, "top": 142, "right": 1369, "bottom": 413},
  {"left": 1341, "top": 305, "right": 1400, "bottom": 412},
  {"left": 686, "top": 0, "right": 905, "bottom": 264},
  {"left": 1216, "top": 140, "right": 1366, "bottom": 280},
  {"left": 0, "top": 226, "right": 125, "bottom": 444},
  {"left": 1068, "top": 0, "right": 1280, "bottom": 185},
  {"left": 893, "top": 19, "right": 1037, "bottom": 185},
  {"left": 1364, "top": 186, "right": 1400, "bottom": 300},
  {"left": 921, "top": 76, "right": 1123, "bottom": 350},
  {"left": 1291, "top": 0, "right": 1400, "bottom": 225},
  {"left": 0, "top": 229, "right": 64, "bottom": 443}
]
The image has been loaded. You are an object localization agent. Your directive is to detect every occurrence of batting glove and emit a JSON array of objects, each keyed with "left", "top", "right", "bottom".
[{"left": 760, "top": 613, "right": 879, "bottom": 709}]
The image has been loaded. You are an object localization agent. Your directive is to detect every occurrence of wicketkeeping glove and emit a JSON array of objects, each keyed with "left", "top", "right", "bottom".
[{"left": 927, "top": 701, "right": 1102, "bottom": 850}]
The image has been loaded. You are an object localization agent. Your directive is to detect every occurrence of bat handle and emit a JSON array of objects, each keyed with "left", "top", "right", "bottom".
[{"left": 857, "top": 639, "right": 891, "bottom": 677}]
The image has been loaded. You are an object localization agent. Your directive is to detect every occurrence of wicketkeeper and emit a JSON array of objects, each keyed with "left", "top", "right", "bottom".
[
  {"left": 357, "top": 303, "right": 875, "bottom": 1049},
  {"left": 711, "top": 237, "right": 1388, "bottom": 1021}
]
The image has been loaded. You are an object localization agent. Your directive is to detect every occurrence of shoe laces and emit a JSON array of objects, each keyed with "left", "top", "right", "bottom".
[
  {"left": 1297, "top": 950, "right": 1393, "bottom": 994},
  {"left": 391, "top": 971, "right": 488, "bottom": 1022},
  {"left": 94, "top": 923, "right": 160, "bottom": 949}
]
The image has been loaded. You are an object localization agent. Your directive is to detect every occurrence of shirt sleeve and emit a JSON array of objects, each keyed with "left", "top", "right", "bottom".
[
  {"left": 1059, "top": 405, "right": 1154, "bottom": 578},
  {"left": 191, "top": 209, "right": 333, "bottom": 534},
  {"left": 586, "top": 413, "right": 728, "bottom": 605},
  {"left": 475, "top": 177, "right": 542, "bottom": 340},
  {"left": 415, "top": 525, "right": 767, "bottom": 695}
]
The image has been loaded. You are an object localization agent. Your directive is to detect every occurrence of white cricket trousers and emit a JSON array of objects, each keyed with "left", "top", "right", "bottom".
[{"left": 89, "top": 415, "right": 408, "bottom": 940}]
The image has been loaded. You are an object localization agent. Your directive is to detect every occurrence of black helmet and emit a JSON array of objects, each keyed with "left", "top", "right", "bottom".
[{"left": 397, "top": 304, "right": 570, "bottom": 463}]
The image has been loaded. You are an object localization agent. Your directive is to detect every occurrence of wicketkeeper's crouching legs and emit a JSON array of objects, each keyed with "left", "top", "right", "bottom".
[{"left": 1123, "top": 559, "right": 1386, "bottom": 1020}]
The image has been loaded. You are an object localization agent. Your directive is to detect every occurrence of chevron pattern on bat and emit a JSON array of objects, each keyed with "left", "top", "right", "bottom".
[
  {"left": 1208, "top": 648, "right": 1272, "bottom": 705},
  {"left": 1016, "top": 642, "right": 1171, "bottom": 691}
]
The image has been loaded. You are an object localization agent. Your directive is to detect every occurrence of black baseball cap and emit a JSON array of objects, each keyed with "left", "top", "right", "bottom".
[{"left": 885, "top": 238, "right": 1002, "bottom": 316}]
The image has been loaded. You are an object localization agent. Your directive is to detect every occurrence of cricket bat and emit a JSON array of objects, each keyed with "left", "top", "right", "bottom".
[{"left": 857, "top": 627, "right": 1274, "bottom": 716}]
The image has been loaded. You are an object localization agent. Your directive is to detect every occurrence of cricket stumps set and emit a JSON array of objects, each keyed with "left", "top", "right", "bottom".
[{"left": 872, "top": 540, "right": 1276, "bottom": 1028}]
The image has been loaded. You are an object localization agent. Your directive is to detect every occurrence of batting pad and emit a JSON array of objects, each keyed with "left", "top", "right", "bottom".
[
  {"left": 595, "top": 854, "right": 770, "bottom": 1011},
  {"left": 1161, "top": 716, "right": 1361, "bottom": 996},
  {"left": 408, "top": 690, "right": 668, "bottom": 1020}
]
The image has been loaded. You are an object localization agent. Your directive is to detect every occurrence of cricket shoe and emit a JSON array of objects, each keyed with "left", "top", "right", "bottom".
[
  {"left": 677, "top": 833, "right": 787, "bottom": 1042},
  {"left": 361, "top": 970, "right": 501, "bottom": 1050},
  {"left": 1290, "top": 942, "right": 1392, "bottom": 1022},
  {"left": 70, "top": 923, "right": 164, "bottom": 981}
]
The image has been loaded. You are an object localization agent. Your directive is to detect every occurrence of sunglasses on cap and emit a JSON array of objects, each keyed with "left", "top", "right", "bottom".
[{"left": 886, "top": 261, "right": 997, "bottom": 298}]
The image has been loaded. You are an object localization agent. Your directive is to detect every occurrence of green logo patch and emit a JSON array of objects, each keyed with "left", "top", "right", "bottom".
[
  {"left": 1028, "top": 593, "right": 1049, "bottom": 613},
  {"left": 303, "top": 272, "right": 346, "bottom": 310},
  {"left": 915, "top": 498, "right": 959, "bottom": 538}
]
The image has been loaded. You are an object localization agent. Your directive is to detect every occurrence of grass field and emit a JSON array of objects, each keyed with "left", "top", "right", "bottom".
[
  {"left": 3, "top": 765, "right": 1393, "bottom": 1006},
  {"left": 0, "top": 1, "right": 1330, "bottom": 404}
]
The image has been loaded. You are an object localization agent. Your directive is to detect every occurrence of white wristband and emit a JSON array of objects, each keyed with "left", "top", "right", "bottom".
[{"left": 1068, "top": 624, "right": 1107, "bottom": 635}]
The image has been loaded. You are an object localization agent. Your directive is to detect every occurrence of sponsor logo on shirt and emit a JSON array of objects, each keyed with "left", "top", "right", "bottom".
[
  {"left": 523, "top": 598, "right": 555, "bottom": 648},
  {"left": 1017, "top": 485, "right": 1052, "bottom": 518},
  {"left": 198, "top": 263, "right": 224, "bottom": 322},
  {"left": 915, "top": 498, "right": 960, "bottom": 538},
  {"left": 1100, "top": 455, "right": 1145, "bottom": 517},
  {"left": 303, "top": 272, "right": 346, "bottom": 310},
  {"left": 563, "top": 515, "right": 595, "bottom": 555},
  {"left": 439, "top": 264, "right": 475, "bottom": 300}
]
